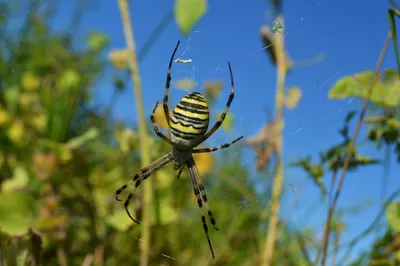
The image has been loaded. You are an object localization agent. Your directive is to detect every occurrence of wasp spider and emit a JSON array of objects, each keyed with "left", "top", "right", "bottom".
[{"left": 115, "top": 40, "right": 243, "bottom": 259}]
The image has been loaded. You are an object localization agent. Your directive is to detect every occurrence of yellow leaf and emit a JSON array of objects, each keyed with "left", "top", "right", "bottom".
[
  {"left": 21, "top": 72, "right": 40, "bottom": 91},
  {"left": 193, "top": 152, "right": 213, "bottom": 176},
  {"left": 285, "top": 87, "right": 302, "bottom": 109},
  {"left": 174, "top": 78, "right": 197, "bottom": 91},
  {"left": 108, "top": 49, "right": 130, "bottom": 69},
  {"left": 0, "top": 107, "right": 10, "bottom": 125},
  {"left": 7, "top": 120, "right": 25, "bottom": 144},
  {"left": 60, "top": 148, "right": 72, "bottom": 162},
  {"left": 154, "top": 103, "right": 170, "bottom": 130}
]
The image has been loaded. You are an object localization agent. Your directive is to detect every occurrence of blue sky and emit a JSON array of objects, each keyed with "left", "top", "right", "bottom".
[{"left": 46, "top": 0, "right": 399, "bottom": 263}]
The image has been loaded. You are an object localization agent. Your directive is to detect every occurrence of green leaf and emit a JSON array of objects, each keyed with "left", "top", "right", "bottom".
[
  {"left": 328, "top": 70, "right": 400, "bottom": 108},
  {"left": 0, "top": 192, "right": 38, "bottom": 235},
  {"left": 87, "top": 31, "right": 109, "bottom": 51},
  {"left": 2, "top": 166, "right": 29, "bottom": 192},
  {"left": 106, "top": 209, "right": 133, "bottom": 232},
  {"left": 58, "top": 69, "right": 81, "bottom": 90},
  {"left": 386, "top": 202, "right": 400, "bottom": 232},
  {"left": 174, "top": 0, "right": 207, "bottom": 35}
]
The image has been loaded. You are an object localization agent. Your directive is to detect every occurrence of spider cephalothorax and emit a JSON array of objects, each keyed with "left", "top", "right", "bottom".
[{"left": 115, "top": 40, "right": 243, "bottom": 259}]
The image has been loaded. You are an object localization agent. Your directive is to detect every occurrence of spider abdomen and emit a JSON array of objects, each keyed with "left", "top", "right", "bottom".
[{"left": 170, "top": 92, "right": 210, "bottom": 148}]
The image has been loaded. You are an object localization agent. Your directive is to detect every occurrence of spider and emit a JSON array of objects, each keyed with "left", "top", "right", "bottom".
[{"left": 115, "top": 40, "right": 243, "bottom": 259}]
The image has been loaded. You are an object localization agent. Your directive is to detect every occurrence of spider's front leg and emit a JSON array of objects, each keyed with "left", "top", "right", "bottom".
[{"left": 163, "top": 40, "right": 181, "bottom": 126}]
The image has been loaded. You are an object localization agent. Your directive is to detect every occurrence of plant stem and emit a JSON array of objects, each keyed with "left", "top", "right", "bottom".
[
  {"left": 117, "top": 1, "right": 152, "bottom": 266},
  {"left": 319, "top": 31, "right": 391, "bottom": 266},
  {"left": 261, "top": 14, "right": 287, "bottom": 266}
]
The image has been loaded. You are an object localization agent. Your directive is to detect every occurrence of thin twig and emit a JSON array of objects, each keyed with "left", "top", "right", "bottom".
[
  {"left": 261, "top": 14, "right": 288, "bottom": 266},
  {"left": 117, "top": 1, "right": 152, "bottom": 266},
  {"left": 319, "top": 31, "right": 392, "bottom": 266}
]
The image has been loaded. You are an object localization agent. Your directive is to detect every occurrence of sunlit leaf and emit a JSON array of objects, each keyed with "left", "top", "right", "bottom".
[
  {"left": 0, "top": 191, "right": 38, "bottom": 235},
  {"left": 58, "top": 69, "right": 81, "bottom": 90},
  {"left": 108, "top": 49, "right": 130, "bottom": 69},
  {"left": 2, "top": 166, "right": 29, "bottom": 192},
  {"left": 329, "top": 70, "right": 400, "bottom": 108},
  {"left": 106, "top": 209, "right": 133, "bottom": 232},
  {"left": 284, "top": 86, "right": 302, "bottom": 109},
  {"left": 59, "top": 148, "right": 72, "bottom": 162},
  {"left": 21, "top": 72, "right": 40, "bottom": 91},
  {"left": 386, "top": 201, "right": 400, "bottom": 232},
  {"left": 7, "top": 120, "right": 25, "bottom": 144},
  {"left": 174, "top": 78, "right": 197, "bottom": 91},
  {"left": 30, "top": 112, "right": 48, "bottom": 132},
  {"left": 174, "top": 0, "right": 207, "bottom": 35},
  {"left": 87, "top": 31, "right": 109, "bottom": 51},
  {"left": 0, "top": 106, "right": 10, "bottom": 125}
]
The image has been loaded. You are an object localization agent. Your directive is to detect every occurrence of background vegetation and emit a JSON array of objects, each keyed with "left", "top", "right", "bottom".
[{"left": 0, "top": 0, "right": 399, "bottom": 265}]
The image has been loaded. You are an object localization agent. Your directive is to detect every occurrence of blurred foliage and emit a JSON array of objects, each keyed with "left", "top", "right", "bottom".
[
  {"left": 0, "top": 1, "right": 271, "bottom": 265},
  {"left": 0, "top": 1, "right": 399, "bottom": 266},
  {"left": 290, "top": 111, "right": 380, "bottom": 197}
]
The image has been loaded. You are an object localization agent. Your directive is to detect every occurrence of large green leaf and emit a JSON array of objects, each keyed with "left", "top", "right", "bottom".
[
  {"left": 0, "top": 192, "right": 38, "bottom": 235},
  {"left": 328, "top": 70, "right": 400, "bottom": 108},
  {"left": 174, "top": 0, "right": 207, "bottom": 35}
]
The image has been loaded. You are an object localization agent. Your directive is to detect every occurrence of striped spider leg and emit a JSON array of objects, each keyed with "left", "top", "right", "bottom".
[
  {"left": 162, "top": 40, "right": 181, "bottom": 128},
  {"left": 115, "top": 152, "right": 174, "bottom": 223},
  {"left": 115, "top": 40, "right": 243, "bottom": 259}
]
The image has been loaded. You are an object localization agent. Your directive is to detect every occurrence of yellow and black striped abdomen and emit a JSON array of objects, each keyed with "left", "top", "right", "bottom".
[{"left": 170, "top": 92, "right": 210, "bottom": 148}]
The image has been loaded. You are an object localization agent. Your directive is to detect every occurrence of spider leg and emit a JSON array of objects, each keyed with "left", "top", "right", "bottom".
[
  {"left": 187, "top": 158, "right": 219, "bottom": 231},
  {"left": 150, "top": 102, "right": 172, "bottom": 144},
  {"left": 115, "top": 153, "right": 174, "bottom": 223},
  {"left": 193, "top": 136, "right": 243, "bottom": 153},
  {"left": 163, "top": 40, "right": 180, "bottom": 127},
  {"left": 195, "top": 61, "right": 235, "bottom": 145},
  {"left": 176, "top": 166, "right": 185, "bottom": 179},
  {"left": 187, "top": 158, "right": 215, "bottom": 259}
]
